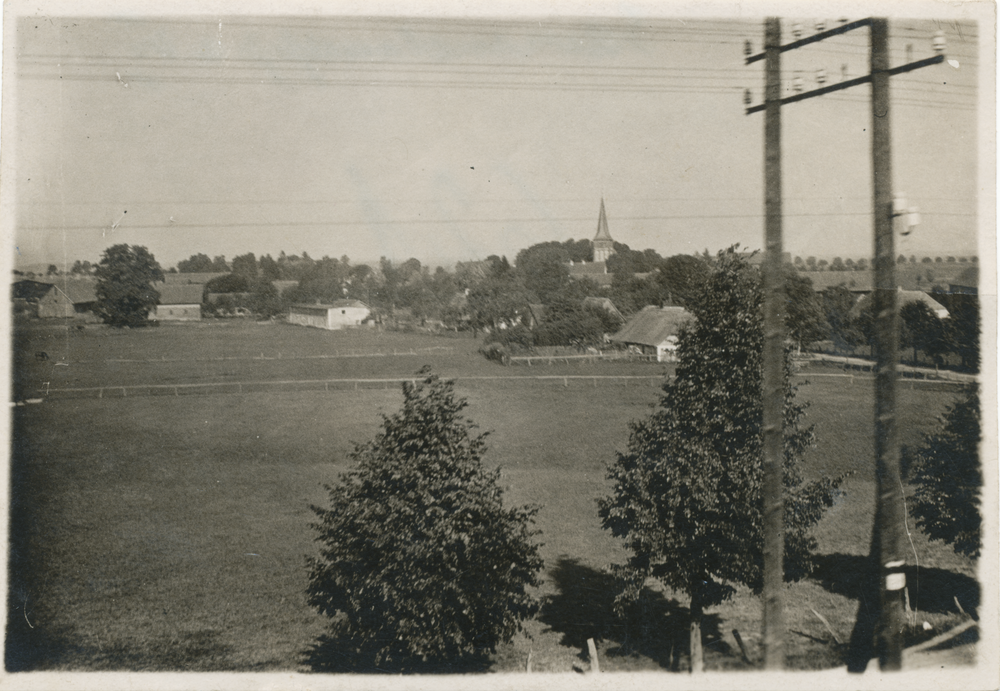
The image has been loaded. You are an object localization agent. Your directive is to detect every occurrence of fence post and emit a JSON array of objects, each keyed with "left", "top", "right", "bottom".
[{"left": 587, "top": 638, "right": 600, "bottom": 673}]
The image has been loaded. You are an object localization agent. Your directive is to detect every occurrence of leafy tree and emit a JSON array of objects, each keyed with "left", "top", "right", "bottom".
[
  {"left": 830, "top": 257, "right": 846, "bottom": 272},
  {"left": 907, "top": 386, "right": 981, "bottom": 557},
  {"left": 806, "top": 256, "right": 817, "bottom": 270},
  {"left": 231, "top": 252, "right": 259, "bottom": 280},
  {"left": 46, "top": 264, "right": 59, "bottom": 276},
  {"left": 467, "top": 275, "right": 531, "bottom": 335},
  {"left": 855, "top": 258, "right": 868, "bottom": 271},
  {"left": 822, "top": 285, "right": 862, "bottom": 352},
  {"left": 921, "top": 257, "right": 933, "bottom": 264},
  {"left": 307, "top": 370, "right": 544, "bottom": 668},
  {"left": 783, "top": 267, "right": 828, "bottom": 353},
  {"left": 533, "top": 295, "right": 605, "bottom": 348},
  {"left": 844, "top": 258, "right": 855, "bottom": 271},
  {"left": 944, "top": 295, "right": 980, "bottom": 372},
  {"left": 177, "top": 253, "right": 215, "bottom": 273},
  {"left": 599, "top": 249, "right": 845, "bottom": 672},
  {"left": 259, "top": 254, "right": 281, "bottom": 281},
  {"left": 900, "top": 301, "right": 945, "bottom": 365},
  {"left": 94, "top": 244, "right": 163, "bottom": 327},
  {"left": 514, "top": 244, "right": 570, "bottom": 304},
  {"left": 658, "top": 254, "right": 710, "bottom": 307},
  {"left": 897, "top": 254, "right": 907, "bottom": 265}
]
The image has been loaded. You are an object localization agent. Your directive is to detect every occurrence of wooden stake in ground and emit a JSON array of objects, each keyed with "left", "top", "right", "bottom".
[{"left": 587, "top": 638, "right": 600, "bottom": 673}]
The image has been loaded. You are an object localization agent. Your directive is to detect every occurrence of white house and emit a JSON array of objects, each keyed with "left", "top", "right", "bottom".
[
  {"left": 288, "top": 300, "right": 371, "bottom": 330},
  {"left": 153, "top": 284, "right": 203, "bottom": 321}
]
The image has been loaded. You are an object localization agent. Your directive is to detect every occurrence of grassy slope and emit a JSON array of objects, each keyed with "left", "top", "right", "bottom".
[{"left": 7, "top": 323, "right": 978, "bottom": 672}]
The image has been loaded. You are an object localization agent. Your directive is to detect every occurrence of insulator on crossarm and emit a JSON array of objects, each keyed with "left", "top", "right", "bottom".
[
  {"left": 815, "top": 19, "right": 826, "bottom": 32},
  {"left": 793, "top": 76, "right": 804, "bottom": 92},
  {"left": 744, "top": 89, "right": 752, "bottom": 105},
  {"left": 933, "top": 30, "right": 946, "bottom": 54},
  {"left": 816, "top": 69, "right": 827, "bottom": 85},
  {"left": 744, "top": 39, "right": 752, "bottom": 57},
  {"left": 792, "top": 23, "right": 803, "bottom": 39}
]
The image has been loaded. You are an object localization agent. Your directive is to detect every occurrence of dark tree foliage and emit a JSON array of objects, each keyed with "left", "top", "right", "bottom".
[
  {"left": 606, "top": 242, "right": 664, "bottom": 276},
  {"left": 467, "top": 275, "right": 532, "bottom": 334},
  {"left": 514, "top": 244, "right": 570, "bottom": 304},
  {"left": 907, "top": 386, "right": 981, "bottom": 558},
  {"left": 307, "top": 371, "right": 544, "bottom": 667},
  {"left": 900, "top": 301, "right": 946, "bottom": 365},
  {"left": 598, "top": 249, "right": 846, "bottom": 665},
  {"left": 657, "top": 254, "right": 710, "bottom": 307},
  {"left": 94, "top": 244, "right": 164, "bottom": 327},
  {"left": 946, "top": 295, "right": 980, "bottom": 372},
  {"left": 783, "top": 267, "right": 828, "bottom": 352},
  {"left": 177, "top": 253, "right": 215, "bottom": 273},
  {"left": 231, "top": 252, "right": 259, "bottom": 279},
  {"left": 822, "top": 286, "right": 863, "bottom": 353}
]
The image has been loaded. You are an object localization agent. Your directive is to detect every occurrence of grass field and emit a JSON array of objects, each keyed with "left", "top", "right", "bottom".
[{"left": 7, "top": 321, "right": 979, "bottom": 672}]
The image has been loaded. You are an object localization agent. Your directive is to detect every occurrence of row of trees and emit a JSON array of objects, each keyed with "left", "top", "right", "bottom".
[{"left": 791, "top": 255, "right": 977, "bottom": 271}]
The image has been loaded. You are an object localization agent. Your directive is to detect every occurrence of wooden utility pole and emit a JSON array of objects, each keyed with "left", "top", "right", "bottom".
[
  {"left": 869, "top": 17, "right": 906, "bottom": 670},
  {"left": 746, "top": 16, "right": 945, "bottom": 671},
  {"left": 761, "top": 15, "right": 786, "bottom": 671}
]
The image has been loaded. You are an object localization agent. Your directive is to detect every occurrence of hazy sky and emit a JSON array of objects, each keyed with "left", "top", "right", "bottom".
[{"left": 5, "top": 2, "right": 986, "bottom": 271}]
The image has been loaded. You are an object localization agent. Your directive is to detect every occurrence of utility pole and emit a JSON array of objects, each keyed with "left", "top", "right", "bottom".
[
  {"left": 760, "top": 16, "right": 786, "bottom": 672},
  {"left": 745, "top": 17, "right": 945, "bottom": 671}
]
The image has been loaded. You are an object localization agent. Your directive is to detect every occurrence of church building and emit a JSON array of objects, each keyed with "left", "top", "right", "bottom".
[{"left": 568, "top": 198, "right": 617, "bottom": 286}]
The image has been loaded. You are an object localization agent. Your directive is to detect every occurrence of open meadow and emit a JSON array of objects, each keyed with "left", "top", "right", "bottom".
[{"left": 7, "top": 321, "right": 979, "bottom": 672}]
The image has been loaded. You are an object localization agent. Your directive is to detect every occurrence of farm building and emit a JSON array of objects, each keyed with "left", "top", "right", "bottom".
[
  {"left": 35, "top": 280, "right": 97, "bottom": 319},
  {"left": 851, "top": 288, "right": 949, "bottom": 320},
  {"left": 165, "top": 272, "right": 228, "bottom": 285},
  {"left": 582, "top": 296, "right": 624, "bottom": 325},
  {"left": 288, "top": 300, "right": 370, "bottom": 330},
  {"left": 609, "top": 305, "right": 694, "bottom": 362},
  {"left": 153, "top": 284, "right": 204, "bottom": 321}
]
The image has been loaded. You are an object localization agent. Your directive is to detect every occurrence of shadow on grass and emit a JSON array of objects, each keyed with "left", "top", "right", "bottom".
[
  {"left": 536, "top": 556, "right": 728, "bottom": 672},
  {"left": 812, "top": 552, "right": 979, "bottom": 672},
  {"left": 811, "top": 553, "right": 980, "bottom": 619},
  {"left": 302, "top": 627, "right": 493, "bottom": 674}
]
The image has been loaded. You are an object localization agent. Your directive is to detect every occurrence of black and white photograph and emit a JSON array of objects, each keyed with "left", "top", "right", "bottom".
[{"left": 2, "top": 1, "right": 995, "bottom": 688}]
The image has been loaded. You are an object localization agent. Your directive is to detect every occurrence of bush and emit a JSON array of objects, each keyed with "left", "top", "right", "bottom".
[
  {"left": 479, "top": 343, "right": 511, "bottom": 366},
  {"left": 306, "top": 370, "right": 544, "bottom": 668},
  {"left": 482, "top": 324, "right": 534, "bottom": 352},
  {"left": 906, "top": 386, "right": 981, "bottom": 558}
]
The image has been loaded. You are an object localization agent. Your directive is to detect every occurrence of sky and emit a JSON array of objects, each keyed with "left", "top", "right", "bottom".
[{"left": 3, "top": 1, "right": 989, "bottom": 273}]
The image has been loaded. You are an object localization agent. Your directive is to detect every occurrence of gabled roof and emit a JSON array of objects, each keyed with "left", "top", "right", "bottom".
[
  {"left": 42, "top": 280, "right": 97, "bottom": 304},
  {"left": 165, "top": 272, "right": 229, "bottom": 285},
  {"left": 851, "top": 289, "right": 949, "bottom": 319},
  {"left": 12, "top": 280, "right": 56, "bottom": 301},
  {"left": 583, "top": 296, "right": 624, "bottom": 324},
  {"left": 610, "top": 305, "right": 694, "bottom": 347},
  {"left": 156, "top": 283, "right": 204, "bottom": 305},
  {"left": 594, "top": 198, "right": 613, "bottom": 241}
]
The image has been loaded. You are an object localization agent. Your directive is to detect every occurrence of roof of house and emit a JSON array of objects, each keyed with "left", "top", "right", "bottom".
[
  {"left": 851, "top": 289, "right": 949, "bottom": 319},
  {"left": 291, "top": 299, "right": 369, "bottom": 311},
  {"left": 45, "top": 280, "right": 98, "bottom": 304},
  {"left": 165, "top": 272, "right": 229, "bottom": 285},
  {"left": 272, "top": 280, "right": 298, "bottom": 294},
  {"left": 610, "top": 305, "right": 694, "bottom": 347},
  {"left": 156, "top": 284, "right": 204, "bottom": 305},
  {"left": 583, "top": 296, "right": 624, "bottom": 323},
  {"left": 798, "top": 271, "right": 874, "bottom": 292},
  {"left": 568, "top": 261, "right": 608, "bottom": 275},
  {"left": 12, "top": 279, "right": 56, "bottom": 301}
]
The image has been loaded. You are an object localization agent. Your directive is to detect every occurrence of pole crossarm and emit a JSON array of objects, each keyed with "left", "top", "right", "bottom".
[
  {"left": 745, "top": 18, "right": 873, "bottom": 63},
  {"left": 745, "top": 54, "right": 945, "bottom": 114}
]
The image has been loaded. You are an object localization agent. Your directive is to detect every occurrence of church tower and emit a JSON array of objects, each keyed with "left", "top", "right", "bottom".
[{"left": 592, "top": 198, "right": 615, "bottom": 264}]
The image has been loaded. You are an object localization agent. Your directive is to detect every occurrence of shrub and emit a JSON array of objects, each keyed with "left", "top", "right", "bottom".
[
  {"left": 306, "top": 370, "right": 544, "bottom": 668},
  {"left": 907, "top": 386, "right": 981, "bottom": 558}
]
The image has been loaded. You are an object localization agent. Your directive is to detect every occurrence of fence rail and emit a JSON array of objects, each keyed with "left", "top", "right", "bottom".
[
  {"left": 23, "top": 370, "right": 973, "bottom": 402},
  {"left": 508, "top": 352, "right": 659, "bottom": 366},
  {"left": 62, "top": 347, "right": 457, "bottom": 365}
]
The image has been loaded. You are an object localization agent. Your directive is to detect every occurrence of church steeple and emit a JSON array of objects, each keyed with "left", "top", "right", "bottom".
[{"left": 592, "top": 198, "right": 615, "bottom": 263}]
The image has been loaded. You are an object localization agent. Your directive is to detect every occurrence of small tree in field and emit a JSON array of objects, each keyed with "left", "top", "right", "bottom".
[
  {"left": 94, "top": 244, "right": 163, "bottom": 327},
  {"left": 307, "top": 369, "right": 544, "bottom": 668},
  {"left": 907, "top": 386, "right": 981, "bottom": 558},
  {"left": 599, "top": 249, "right": 846, "bottom": 672}
]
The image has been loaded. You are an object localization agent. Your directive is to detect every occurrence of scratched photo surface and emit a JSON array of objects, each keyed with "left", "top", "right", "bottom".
[{"left": 3, "top": 1, "right": 993, "bottom": 689}]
